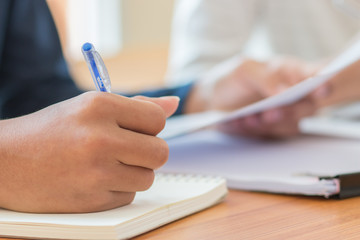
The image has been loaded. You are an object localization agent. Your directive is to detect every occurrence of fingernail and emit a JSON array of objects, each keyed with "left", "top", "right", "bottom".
[
  {"left": 313, "top": 86, "right": 330, "bottom": 99},
  {"left": 160, "top": 96, "right": 180, "bottom": 102},
  {"left": 244, "top": 116, "right": 260, "bottom": 128},
  {"left": 263, "top": 109, "right": 282, "bottom": 123}
]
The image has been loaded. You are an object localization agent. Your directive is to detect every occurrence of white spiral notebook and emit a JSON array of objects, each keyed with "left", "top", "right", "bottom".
[
  {"left": 160, "top": 130, "right": 360, "bottom": 199},
  {"left": 0, "top": 173, "right": 227, "bottom": 240}
]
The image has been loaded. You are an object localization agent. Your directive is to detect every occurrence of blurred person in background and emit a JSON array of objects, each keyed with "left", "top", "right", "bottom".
[
  {"left": 166, "top": 0, "right": 360, "bottom": 136},
  {"left": 167, "top": 0, "right": 360, "bottom": 83}
]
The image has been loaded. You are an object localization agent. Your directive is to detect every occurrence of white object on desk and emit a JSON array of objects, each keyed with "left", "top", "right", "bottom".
[
  {"left": 0, "top": 173, "right": 227, "bottom": 240},
  {"left": 300, "top": 116, "right": 360, "bottom": 139},
  {"left": 300, "top": 101, "right": 360, "bottom": 139},
  {"left": 160, "top": 130, "right": 360, "bottom": 197}
]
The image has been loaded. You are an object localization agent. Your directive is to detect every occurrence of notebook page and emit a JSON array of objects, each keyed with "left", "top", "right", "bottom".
[{"left": 0, "top": 174, "right": 225, "bottom": 227}]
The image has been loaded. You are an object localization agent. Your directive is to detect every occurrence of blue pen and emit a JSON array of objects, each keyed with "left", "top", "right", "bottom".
[{"left": 81, "top": 42, "right": 112, "bottom": 92}]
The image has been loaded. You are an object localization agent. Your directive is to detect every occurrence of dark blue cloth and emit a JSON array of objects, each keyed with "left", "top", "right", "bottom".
[{"left": 0, "top": 0, "right": 193, "bottom": 119}]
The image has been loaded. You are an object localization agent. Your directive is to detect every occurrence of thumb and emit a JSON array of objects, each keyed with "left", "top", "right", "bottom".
[{"left": 132, "top": 96, "right": 180, "bottom": 118}]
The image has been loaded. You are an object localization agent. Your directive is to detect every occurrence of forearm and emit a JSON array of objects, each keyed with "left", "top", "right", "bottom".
[{"left": 316, "top": 60, "right": 360, "bottom": 108}]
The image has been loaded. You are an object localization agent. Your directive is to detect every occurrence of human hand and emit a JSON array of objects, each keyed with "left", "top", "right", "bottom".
[
  {"left": 0, "top": 92, "right": 179, "bottom": 213},
  {"left": 218, "top": 98, "right": 317, "bottom": 138},
  {"left": 310, "top": 59, "right": 360, "bottom": 108},
  {"left": 185, "top": 57, "right": 325, "bottom": 138},
  {"left": 188, "top": 57, "right": 321, "bottom": 111}
]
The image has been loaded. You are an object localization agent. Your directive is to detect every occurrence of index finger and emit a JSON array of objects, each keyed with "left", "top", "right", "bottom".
[
  {"left": 87, "top": 93, "right": 167, "bottom": 136},
  {"left": 115, "top": 96, "right": 168, "bottom": 136}
]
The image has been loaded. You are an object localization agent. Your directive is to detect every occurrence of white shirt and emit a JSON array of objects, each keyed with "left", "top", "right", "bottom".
[{"left": 167, "top": 0, "right": 360, "bottom": 85}]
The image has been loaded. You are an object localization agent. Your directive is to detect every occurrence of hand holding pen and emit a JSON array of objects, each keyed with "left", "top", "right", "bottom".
[{"left": 0, "top": 43, "right": 179, "bottom": 213}]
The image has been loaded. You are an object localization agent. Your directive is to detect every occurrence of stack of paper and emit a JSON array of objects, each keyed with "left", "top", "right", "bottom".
[{"left": 160, "top": 130, "right": 360, "bottom": 197}]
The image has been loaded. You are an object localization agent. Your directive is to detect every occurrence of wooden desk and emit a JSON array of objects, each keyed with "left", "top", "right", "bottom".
[
  {"left": 3, "top": 190, "right": 360, "bottom": 240},
  {"left": 134, "top": 190, "right": 360, "bottom": 240}
]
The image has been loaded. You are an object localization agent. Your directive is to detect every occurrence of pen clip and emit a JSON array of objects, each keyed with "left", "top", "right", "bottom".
[{"left": 93, "top": 51, "right": 111, "bottom": 92}]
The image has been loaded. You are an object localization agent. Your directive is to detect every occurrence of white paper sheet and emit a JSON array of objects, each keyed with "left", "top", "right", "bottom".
[{"left": 160, "top": 73, "right": 335, "bottom": 139}]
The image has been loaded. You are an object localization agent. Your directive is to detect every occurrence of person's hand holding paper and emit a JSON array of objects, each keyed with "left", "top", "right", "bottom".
[
  {"left": 184, "top": 56, "right": 327, "bottom": 138},
  {"left": 161, "top": 39, "right": 360, "bottom": 140},
  {"left": 314, "top": 59, "right": 360, "bottom": 108}
]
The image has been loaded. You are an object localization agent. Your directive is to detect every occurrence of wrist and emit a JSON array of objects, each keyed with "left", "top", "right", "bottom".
[
  {"left": 183, "top": 57, "right": 263, "bottom": 114},
  {"left": 183, "top": 81, "right": 210, "bottom": 114}
]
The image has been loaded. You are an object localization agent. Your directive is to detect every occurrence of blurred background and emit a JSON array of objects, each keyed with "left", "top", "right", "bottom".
[
  {"left": 49, "top": 0, "right": 175, "bottom": 92},
  {"left": 48, "top": 0, "right": 360, "bottom": 94}
]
